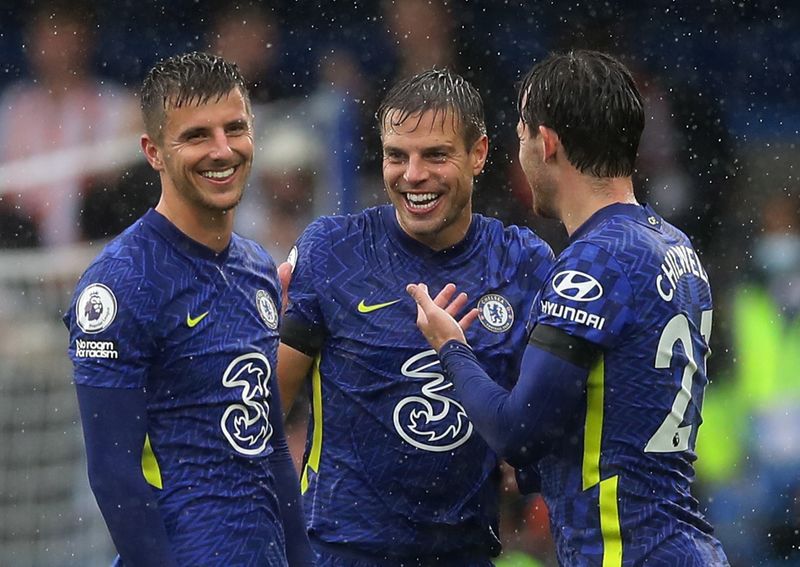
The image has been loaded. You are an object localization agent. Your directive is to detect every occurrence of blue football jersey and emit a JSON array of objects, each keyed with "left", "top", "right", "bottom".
[
  {"left": 530, "top": 203, "right": 727, "bottom": 566},
  {"left": 283, "top": 205, "right": 554, "bottom": 560},
  {"left": 64, "top": 209, "right": 289, "bottom": 566}
]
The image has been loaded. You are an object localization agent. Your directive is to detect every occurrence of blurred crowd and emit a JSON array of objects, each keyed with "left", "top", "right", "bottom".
[{"left": 1, "top": 1, "right": 798, "bottom": 564}]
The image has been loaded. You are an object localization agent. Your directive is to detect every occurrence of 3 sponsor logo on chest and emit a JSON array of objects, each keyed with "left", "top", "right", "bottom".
[{"left": 393, "top": 349, "right": 473, "bottom": 452}]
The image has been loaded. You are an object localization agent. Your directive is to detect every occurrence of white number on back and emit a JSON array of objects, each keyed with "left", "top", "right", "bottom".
[{"left": 644, "top": 310, "right": 712, "bottom": 453}]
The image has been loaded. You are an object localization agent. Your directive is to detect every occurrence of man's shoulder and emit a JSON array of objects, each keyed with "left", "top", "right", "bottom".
[
  {"left": 571, "top": 209, "right": 691, "bottom": 268},
  {"left": 297, "top": 206, "right": 388, "bottom": 248},
  {"left": 78, "top": 217, "right": 164, "bottom": 288},
  {"left": 308, "top": 206, "right": 385, "bottom": 231},
  {"left": 474, "top": 213, "right": 542, "bottom": 241},
  {"left": 89, "top": 222, "right": 148, "bottom": 268},
  {"left": 473, "top": 213, "right": 555, "bottom": 260},
  {"left": 231, "top": 233, "right": 276, "bottom": 267},
  {"left": 560, "top": 212, "right": 707, "bottom": 304}
]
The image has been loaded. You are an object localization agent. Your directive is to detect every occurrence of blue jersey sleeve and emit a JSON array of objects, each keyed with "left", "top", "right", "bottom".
[
  {"left": 76, "top": 384, "right": 177, "bottom": 566},
  {"left": 65, "top": 257, "right": 158, "bottom": 389},
  {"left": 264, "top": 373, "right": 315, "bottom": 565},
  {"left": 281, "top": 218, "right": 331, "bottom": 354},
  {"left": 439, "top": 339, "right": 588, "bottom": 467},
  {"left": 534, "top": 241, "right": 635, "bottom": 349}
]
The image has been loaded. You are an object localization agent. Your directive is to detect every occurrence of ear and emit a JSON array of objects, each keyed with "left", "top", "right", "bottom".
[
  {"left": 141, "top": 134, "right": 164, "bottom": 172},
  {"left": 538, "top": 125, "right": 559, "bottom": 163},
  {"left": 470, "top": 134, "right": 489, "bottom": 175}
]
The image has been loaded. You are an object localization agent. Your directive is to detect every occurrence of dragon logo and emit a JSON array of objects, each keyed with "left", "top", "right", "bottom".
[
  {"left": 393, "top": 349, "right": 473, "bottom": 452},
  {"left": 220, "top": 353, "right": 274, "bottom": 455}
]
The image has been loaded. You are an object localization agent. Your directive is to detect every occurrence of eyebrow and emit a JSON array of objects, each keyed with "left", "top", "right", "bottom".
[
  {"left": 382, "top": 143, "right": 455, "bottom": 154},
  {"left": 422, "top": 144, "right": 453, "bottom": 153},
  {"left": 225, "top": 118, "right": 250, "bottom": 130},
  {"left": 176, "top": 119, "right": 249, "bottom": 141},
  {"left": 177, "top": 126, "right": 208, "bottom": 141}
]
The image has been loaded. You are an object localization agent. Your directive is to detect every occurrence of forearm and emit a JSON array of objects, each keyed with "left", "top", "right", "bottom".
[
  {"left": 76, "top": 384, "right": 176, "bottom": 566},
  {"left": 88, "top": 468, "right": 176, "bottom": 566},
  {"left": 267, "top": 443, "right": 315, "bottom": 565},
  {"left": 266, "top": 381, "right": 315, "bottom": 566},
  {"left": 279, "top": 314, "right": 324, "bottom": 415},
  {"left": 277, "top": 342, "right": 315, "bottom": 415},
  {"left": 439, "top": 339, "right": 588, "bottom": 466}
]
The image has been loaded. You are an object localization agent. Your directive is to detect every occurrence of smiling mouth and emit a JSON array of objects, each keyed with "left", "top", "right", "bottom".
[
  {"left": 404, "top": 192, "right": 441, "bottom": 211},
  {"left": 200, "top": 166, "right": 236, "bottom": 181}
]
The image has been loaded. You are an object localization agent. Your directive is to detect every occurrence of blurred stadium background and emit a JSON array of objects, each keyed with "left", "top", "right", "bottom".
[{"left": 0, "top": 1, "right": 798, "bottom": 565}]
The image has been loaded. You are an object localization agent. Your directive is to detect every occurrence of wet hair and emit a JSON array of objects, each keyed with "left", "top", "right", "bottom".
[
  {"left": 376, "top": 68, "right": 487, "bottom": 148},
  {"left": 140, "top": 51, "right": 250, "bottom": 141},
  {"left": 517, "top": 50, "right": 644, "bottom": 178}
]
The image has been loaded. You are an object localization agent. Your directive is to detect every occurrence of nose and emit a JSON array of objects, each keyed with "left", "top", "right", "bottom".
[
  {"left": 208, "top": 129, "right": 234, "bottom": 160},
  {"left": 403, "top": 155, "right": 429, "bottom": 185}
]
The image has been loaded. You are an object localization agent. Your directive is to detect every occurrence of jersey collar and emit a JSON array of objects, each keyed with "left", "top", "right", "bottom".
[
  {"left": 569, "top": 202, "right": 662, "bottom": 243},
  {"left": 142, "top": 208, "right": 232, "bottom": 264},
  {"left": 380, "top": 204, "right": 480, "bottom": 263}
]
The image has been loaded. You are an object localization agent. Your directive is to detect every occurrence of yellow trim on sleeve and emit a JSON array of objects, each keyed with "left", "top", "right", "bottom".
[
  {"left": 300, "top": 355, "right": 323, "bottom": 493},
  {"left": 141, "top": 433, "right": 163, "bottom": 489},
  {"left": 582, "top": 357, "right": 604, "bottom": 490}
]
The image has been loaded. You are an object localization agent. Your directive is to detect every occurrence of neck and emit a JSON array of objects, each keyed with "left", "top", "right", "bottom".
[
  {"left": 155, "top": 196, "right": 234, "bottom": 253},
  {"left": 559, "top": 171, "right": 637, "bottom": 236},
  {"left": 396, "top": 208, "right": 472, "bottom": 252}
]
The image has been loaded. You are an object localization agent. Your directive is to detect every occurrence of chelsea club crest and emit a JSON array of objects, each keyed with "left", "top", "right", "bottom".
[
  {"left": 256, "top": 290, "right": 279, "bottom": 330},
  {"left": 477, "top": 293, "right": 514, "bottom": 333}
]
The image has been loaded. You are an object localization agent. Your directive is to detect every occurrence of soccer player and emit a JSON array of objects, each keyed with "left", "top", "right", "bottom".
[
  {"left": 278, "top": 69, "right": 555, "bottom": 565},
  {"left": 63, "top": 52, "right": 313, "bottom": 566},
  {"left": 408, "top": 50, "right": 730, "bottom": 566}
]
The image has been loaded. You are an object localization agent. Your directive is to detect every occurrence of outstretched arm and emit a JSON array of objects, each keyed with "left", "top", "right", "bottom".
[
  {"left": 436, "top": 337, "right": 589, "bottom": 465},
  {"left": 407, "top": 283, "right": 594, "bottom": 467},
  {"left": 75, "top": 384, "right": 177, "bottom": 566}
]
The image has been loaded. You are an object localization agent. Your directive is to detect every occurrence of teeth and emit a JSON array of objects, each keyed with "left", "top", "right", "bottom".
[
  {"left": 201, "top": 167, "right": 235, "bottom": 179},
  {"left": 405, "top": 193, "right": 440, "bottom": 209}
]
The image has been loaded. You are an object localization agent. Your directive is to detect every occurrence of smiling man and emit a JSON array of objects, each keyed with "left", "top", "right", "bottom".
[
  {"left": 277, "top": 69, "right": 554, "bottom": 566},
  {"left": 63, "top": 52, "right": 312, "bottom": 566}
]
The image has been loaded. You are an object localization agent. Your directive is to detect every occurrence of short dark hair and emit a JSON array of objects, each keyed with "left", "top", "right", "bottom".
[
  {"left": 518, "top": 50, "right": 644, "bottom": 178},
  {"left": 376, "top": 69, "right": 487, "bottom": 148},
  {"left": 141, "top": 51, "right": 250, "bottom": 141}
]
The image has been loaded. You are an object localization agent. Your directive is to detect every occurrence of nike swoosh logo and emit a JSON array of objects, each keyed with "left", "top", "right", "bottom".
[
  {"left": 357, "top": 299, "right": 401, "bottom": 313},
  {"left": 186, "top": 311, "right": 209, "bottom": 328}
]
